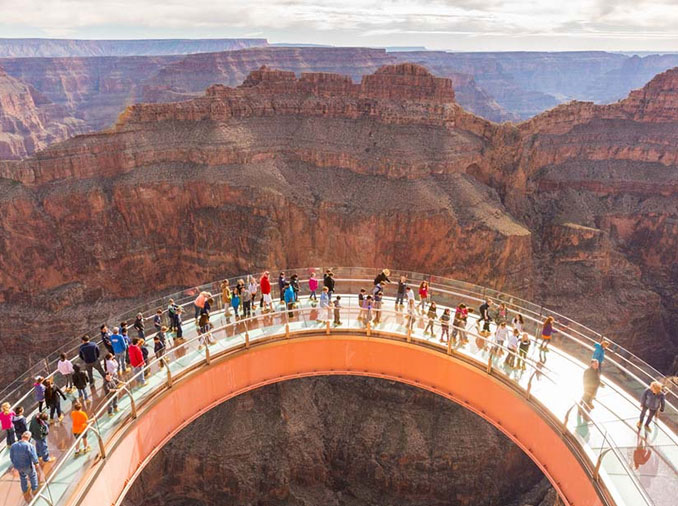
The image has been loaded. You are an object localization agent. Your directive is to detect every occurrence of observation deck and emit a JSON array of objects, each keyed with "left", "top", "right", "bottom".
[{"left": 0, "top": 268, "right": 677, "bottom": 506}]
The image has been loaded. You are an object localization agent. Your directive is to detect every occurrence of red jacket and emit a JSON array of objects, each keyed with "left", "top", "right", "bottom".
[
  {"left": 128, "top": 345, "right": 145, "bottom": 367},
  {"left": 260, "top": 275, "right": 271, "bottom": 295}
]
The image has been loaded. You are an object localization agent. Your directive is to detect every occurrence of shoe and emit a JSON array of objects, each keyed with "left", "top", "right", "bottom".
[
  {"left": 114, "top": 407, "right": 119, "bottom": 412},
  {"left": 58, "top": 414, "right": 64, "bottom": 422},
  {"left": 637, "top": 421, "right": 642, "bottom": 429},
  {"left": 74, "top": 449, "right": 82, "bottom": 456},
  {"left": 645, "top": 425, "right": 652, "bottom": 432},
  {"left": 84, "top": 445, "right": 92, "bottom": 453},
  {"left": 49, "top": 418, "right": 55, "bottom": 424},
  {"left": 42, "top": 457, "right": 50, "bottom": 463}
]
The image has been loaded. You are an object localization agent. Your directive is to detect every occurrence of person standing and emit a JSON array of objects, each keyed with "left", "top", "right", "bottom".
[
  {"left": 44, "top": 379, "right": 66, "bottom": 423},
  {"left": 284, "top": 282, "right": 296, "bottom": 318},
  {"left": 512, "top": 314, "right": 524, "bottom": 334},
  {"left": 33, "top": 377, "right": 45, "bottom": 412},
  {"left": 72, "top": 365, "right": 90, "bottom": 401},
  {"left": 637, "top": 381, "right": 666, "bottom": 431},
  {"left": 167, "top": 299, "right": 179, "bottom": 331},
  {"left": 100, "top": 324, "right": 114, "bottom": 355},
  {"left": 153, "top": 310, "right": 162, "bottom": 334},
  {"left": 417, "top": 281, "right": 429, "bottom": 314},
  {"left": 538, "top": 316, "right": 555, "bottom": 362},
  {"left": 71, "top": 402, "right": 90, "bottom": 456},
  {"left": 373, "top": 289, "right": 383, "bottom": 324},
  {"left": 230, "top": 289, "right": 241, "bottom": 320},
  {"left": 9, "top": 431, "right": 39, "bottom": 496},
  {"left": 452, "top": 304, "right": 470, "bottom": 344},
  {"left": 318, "top": 287, "right": 330, "bottom": 322},
  {"left": 477, "top": 299, "right": 493, "bottom": 334},
  {"left": 109, "top": 327, "right": 128, "bottom": 372},
  {"left": 440, "top": 308, "right": 451, "bottom": 343},
  {"left": 517, "top": 333, "right": 531, "bottom": 370},
  {"left": 424, "top": 302, "right": 437, "bottom": 335},
  {"left": 12, "top": 407, "right": 27, "bottom": 438},
  {"left": 395, "top": 275, "right": 407, "bottom": 310},
  {"left": 105, "top": 353, "right": 119, "bottom": 378},
  {"left": 79, "top": 335, "right": 105, "bottom": 385},
  {"left": 133, "top": 313, "right": 145, "bottom": 339},
  {"left": 29, "top": 412, "right": 50, "bottom": 463},
  {"left": 505, "top": 328, "right": 519, "bottom": 368},
  {"left": 308, "top": 271, "right": 319, "bottom": 302},
  {"left": 128, "top": 338, "right": 146, "bottom": 387},
  {"left": 259, "top": 272, "right": 272, "bottom": 313},
  {"left": 56, "top": 353, "right": 75, "bottom": 393},
  {"left": 103, "top": 373, "right": 120, "bottom": 415},
  {"left": 0, "top": 402, "right": 16, "bottom": 446},
  {"left": 248, "top": 276, "right": 259, "bottom": 311},
  {"left": 333, "top": 296, "right": 342, "bottom": 325},
  {"left": 581, "top": 359, "right": 601, "bottom": 412},
  {"left": 278, "top": 272, "right": 286, "bottom": 304},
  {"left": 323, "top": 270, "right": 335, "bottom": 301},
  {"left": 592, "top": 339, "right": 610, "bottom": 370},
  {"left": 241, "top": 285, "right": 252, "bottom": 318}
]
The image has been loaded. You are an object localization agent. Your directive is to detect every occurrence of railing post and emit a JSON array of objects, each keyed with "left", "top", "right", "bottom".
[
  {"left": 87, "top": 425, "right": 106, "bottom": 459},
  {"left": 526, "top": 370, "right": 538, "bottom": 401},
  {"left": 120, "top": 386, "right": 137, "bottom": 419},
  {"left": 326, "top": 319, "right": 331, "bottom": 335},
  {"left": 486, "top": 353, "right": 493, "bottom": 374},
  {"left": 244, "top": 321, "right": 250, "bottom": 348},
  {"left": 205, "top": 343, "right": 211, "bottom": 365},
  {"left": 285, "top": 310, "right": 290, "bottom": 338},
  {"left": 366, "top": 320, "right": 371, "bottom": 337},
  {"left": 447, "top": 335, "right": 453, "bottom": 355},
  {"left": 407, "top": 322, "right": 412, "bottom": 343},
  {"left": 161, "top": 357, "right": 172, "bottom": 388},
  {"left": 563, "top": 403, "right": 576, "bottom": 427},
  {"left": 594, "top": 448, "right": 612, "bottom": 481}
]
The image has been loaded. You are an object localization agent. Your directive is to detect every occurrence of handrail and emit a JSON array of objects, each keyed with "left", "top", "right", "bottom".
[
  {"left": 24, "top": 298, "right": 657, "bottom": 506},
  {"left": 3, "top": 266, "right": 671, "bottom": 407}
]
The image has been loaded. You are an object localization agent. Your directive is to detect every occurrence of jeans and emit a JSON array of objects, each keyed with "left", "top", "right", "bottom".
[
  {"left": 232, "top": 305, "right": 239, "bottom": 318},
  {"left": 115, "top": 352, "right": 127, "bottom": 370},
  {"left": 194, "top": 304, "right": 201, "bottom": 320},
  {"left": 49, "top": 400, "right": 62, "bottom": 420},
  {"left": 107, "top": 395, "right": 118, "bottom": 414},
  {"left": 243, "top": 301, "right": 251, "bottom": 317},
  {"left": 4, "top": 427, "right": 15, "bottom": 446},
  {"left": 310, "top": 290, "right": 317, "bottom": 300},
  {"left": 17, "top": 466, "right": 38, "bottom": 493},
  {"left": 133, "top": 366, "right": 145, "bottom": 386},
  {"left": 176, "top": 321, "right": 183, "bottom": 338},
  {"left": 35, "top": 438, "right": 49, "bottom": 461},
  {"left": 639, "top": 406, "right": 658, "bottom": 426},
  {"left": 77, "top": 388, "right": 89, "bottom": 400},
  {"left": 395, "top": 293, "right": 405, "bottom": 306},
  {"left": 85, "top": 361, "right": 106, "bottom": 384}
]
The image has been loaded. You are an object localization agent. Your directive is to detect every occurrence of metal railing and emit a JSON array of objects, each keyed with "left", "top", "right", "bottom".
[{"left": 24, "top": 298, "right": 655, "bottom": 506}]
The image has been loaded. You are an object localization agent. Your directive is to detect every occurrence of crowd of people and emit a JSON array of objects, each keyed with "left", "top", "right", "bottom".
[{"left": 0, "top": 268, "right": 670, "bottom": 498}]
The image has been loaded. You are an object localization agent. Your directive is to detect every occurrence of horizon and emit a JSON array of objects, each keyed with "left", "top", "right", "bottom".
[{"left": 3, "top": 1, "right": 678, "bottom": 52}]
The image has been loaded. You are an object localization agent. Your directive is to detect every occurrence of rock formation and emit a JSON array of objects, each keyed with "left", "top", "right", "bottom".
[
  {"left": 123, "top": 376, "right": 560, "bottom": 506},
  {"left": 0, "top": 63, "right": 677, "bottom": 386}
]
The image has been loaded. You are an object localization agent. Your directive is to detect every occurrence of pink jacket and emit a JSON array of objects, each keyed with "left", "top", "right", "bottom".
[
  {"left": 309, "top": 278, "right": 318, "bottom": 291},
  {"left": 0, "top": 411, "right": 15, "bottom": 430}
]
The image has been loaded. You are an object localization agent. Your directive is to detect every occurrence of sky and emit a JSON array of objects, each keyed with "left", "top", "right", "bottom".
[{"left": 2, "top": 0, "right": 678, "bottom": 52}]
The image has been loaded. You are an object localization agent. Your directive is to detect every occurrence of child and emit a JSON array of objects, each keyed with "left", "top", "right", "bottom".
[
  {"left": 364, "top": 295, "right": 374, "bottom": 324},
  {"left": 72, "top": 364, "right": 90, "bottom": 401},
  {"left": 103, "top": 373, "right": 120, "bottom": 415},
  {"left": 424, "top": 302, "right": 437, "bottom": 335},
  {"left": 154, "top": 335, "right": 165, "bottom": 365},
  {"left": 333, "top": 296, "right": 342, "bottom": 325},
  {"left": 153, "top": 309, "right": 162, "bottom": 333},
  {"left": 12, "top": 407, "right": 27, "bottom": 436},
  {"left": 373, "top": 290, "right": 383, "bottom": 324},
  {"left": 29, "top": 412, "right": 50, "bottom": 462},
  {"left": 248, "top": 276, "right": 258, "bottom": 311},
  {"left": 44, "top": 379, "right": 66, "bottom": 423},
  {"left": 231, "top": 289, "right": 241, "bottom": 319},
  {"left": 505, "top": 328, "right": 520, "bottom": 368},
  {"left": 71, "top": 402, "right": 90, "bottom": 456},
  {"left": 0, "top": 402, "right": 15, "bottom": 446},
  {"left": 395, "top": 275, "right": 407, "bottom": 309},
  {"left": 309, "top": 271, "right": 318, "bottom": 302},
  {"left": 357, "top": 289, "right": 367, "bottom": 321},
  {"left": 33, "top": 376, "right": 45, "bottom": 412},
  {"left": 105, "top": 353, "right": 119, "bottom": 378},
  {"left": 440, "top": 308, "right": 451, "bottom": 343},
  {"left": 517, "top": 333, "right": 531, "bottom": 370},
  {"left": 57, "top": 353, "right": 75, "bottom": 392},
  {"left": 318, "top": 287, "right": 330, "bottom": 322},
  {"left": 417, "top": 281, "right": 429, "bottom": 313},
  {"left": 492, "top": 322, "right": 509, "bottom": 358},
  {"left": 158, "top": 325, "right": 170, "bottom": 349}
]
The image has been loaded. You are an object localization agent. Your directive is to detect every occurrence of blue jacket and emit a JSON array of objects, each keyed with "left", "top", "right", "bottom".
[
  {"left": 284, "top": 286, "right": 295, "bottom": 304},
  {"left": 79, "top": 341, "right": 100, "bottom": 364},
  {"left": 10, "top": 440, "right": 38, "bottom": 470},
  {"left": 592, "top": 343, "right": 606, "bottom": 364},
  {"left": 109, "top": 333, "right": 127, "bottom": 354}
]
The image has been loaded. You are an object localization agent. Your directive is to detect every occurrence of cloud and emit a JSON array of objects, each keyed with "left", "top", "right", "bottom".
[{"left": 1, "top": 0, "right": 678, "bottom": 50}]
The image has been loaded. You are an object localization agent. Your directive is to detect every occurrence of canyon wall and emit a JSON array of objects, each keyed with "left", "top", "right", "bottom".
[
  {"left": 0, "top": 63, "right": 677, "bottom": 386},
  {"left": 123, "top": 376, "right": 560, "bottom": 506},
  {"left": 0, "top": 38, "right": 268, "bottom": 58}
]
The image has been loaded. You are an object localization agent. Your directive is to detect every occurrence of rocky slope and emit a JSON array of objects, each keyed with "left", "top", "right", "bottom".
[
  {"left": 0, "top": 38, "right": 268, "bottom": 58},
  {"left": 0, "top": 63, "right": 677, "bottom": 386},
  {"left": 0, "top": 65, "right": 83, "bottom": 159},
  {"left": 123, "top": 376, "right": 560, "bottom": 506}
]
